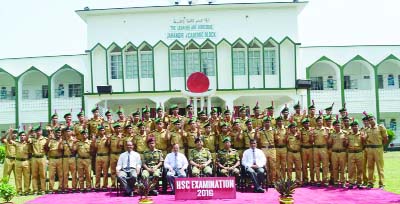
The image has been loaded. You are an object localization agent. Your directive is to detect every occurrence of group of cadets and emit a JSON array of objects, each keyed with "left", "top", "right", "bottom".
[{"left": 1, "top": 100, "right": 388, "bottom": 196}]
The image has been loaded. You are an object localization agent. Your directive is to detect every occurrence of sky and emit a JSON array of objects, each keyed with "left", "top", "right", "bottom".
[{"left": 0, "top": 0, "right": 399, "bottom": 59}]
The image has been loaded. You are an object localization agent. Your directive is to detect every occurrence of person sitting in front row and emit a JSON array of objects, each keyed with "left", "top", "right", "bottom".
[
  {"left": 242, "top": 139, "right": 266, "bottom": 193},
  {"left": 189, "top": 138, "right": 213, "bottom": 177},
  {"left": 116, "top": 141, "right": 141, "bottom": 197},
  {"left": 164, "top": 143, "right": 188, "bottom": 194}
]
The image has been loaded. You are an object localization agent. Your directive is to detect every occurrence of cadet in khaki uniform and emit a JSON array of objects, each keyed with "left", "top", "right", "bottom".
[
  {"left": 183, "top": 104, "right": 194, "bottom": 132},
  {"left": 151, "top": 118, "right": 169, "bottom": 156},
  {"left": 103, "top": 109, "right": 115, "bottom": 135},
  {"left": 186, "top": 118, "right": 200, "bottom": 156},
  {"left": 87, "top": 107, "right": 103, "bottom": 138},
  {"left": 220, "top": 109, "right": 233, "bottom": 132},
  {"left": 14, "top": 131, "right": 31, "bottom": 196},
  {"left": 216, "top": 137, "right": 240, "bottom": 176},
  {"left": 344, "top": 120, "right": 365, "bottom": 189},
  {"left": 108, "top": 123, "right": 124, "bottom": 189},
  {"left": 129, "top": 110, "right": 142, "bottom": 134},
  {"left": 274, "top": 116, "right": 287, "bottom": 180},
  {"left": 286, "top": 122, "right": 302, "bottom": 184},
  {"left": 281, "top": 106, "right": 290, "bottom": 127},
  {"left": 266, "top": 104, "right": 276, "bottom": 128},
  {"left": 45, "top": 127, "right": 63, "bottom": 193},
  {"left": 243, "top": 119, "right": 259, "bottom": 149},
  {"left": 202, "top": 122, "right": 217, "bottom": 163},
  {"left": 167, "top": 104, "right": 183, "bottom": 132},
  {"left": 293, "top": 102, "right": 305, "bottom": 128},
  {"left": 329, "top": 119, "right": 347, "bottom": 188},
  {"left": 237, "top": 106, "right": 249, "bottom": 130},
  {"left": 307, "top": 102, "right": 317, "bottom": 128},
  {"left": 217, "top": 123, "right": 231, "bottom": 152},
  {"left": 124, "top": 124, "right": 136, "bottom": 150},
  {"left": 251, "top": 104, "right": 264, "bottom": 129},
  {"left": 1, "top": 128, "right": 17, "bottom": 179},
  {"left": 142, "top": 107, "right": 153, "bottom": 132},
  {"left": 93, "top": 126, "right": 110, "bottom": 191},
  {"left": 29, "top": 125, "right": 48, "bottom": 195},
  {"left": 142, "top": 138, "right": 164, "bottom": 195},
  {"left": 168, "top": 119, "right": 186, "bottom": 154},
  {"left": 311, "top": 115, "right": 329, "bottom": 187},
  {"left": 75, "top": 130, "right": 93, "bottom": 192},
  {"left": 116, "top": 108, "right": 129, "bottom": 132},
  {"left": 61, "top": 126, "right": 78, "bottom": 193},
  {"left": 189, "top": 138, "right": 213, "bottom": 177},
  {"left": 209, "top": 108, "right": 220, "bottom": 134},
  {"left": 361, "top": 116, "right": 370, "bottom": 186},
  {"left": 300, "top": 118, "right": 314, "bottom": 185},
  {"left": 134, "top": 122, "right": 150, "bottom": 157},
  {"left": 197, "top": 111, "right": 209, "bottom": 134},
  {"left": 74, "top": 111, "right": 86, "bottom": 141},
  {"left": 153, "top": 106, "right": 169, "bottom": 130},
  {"left": 258, "top": 117, "right": 277, "bottom": 185},
  {"left": 365, "top": 114, "right": 388, "bottom": 189},
  {"left": 230, "top": 120, "right": 244, "bottom": 158}
]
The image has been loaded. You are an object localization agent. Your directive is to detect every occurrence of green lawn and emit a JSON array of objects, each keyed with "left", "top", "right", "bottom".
[{"left": 0, "top": 151, "right": 399, "bottom": 203}]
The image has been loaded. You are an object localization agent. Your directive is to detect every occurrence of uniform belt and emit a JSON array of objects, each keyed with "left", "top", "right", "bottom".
[
  {"left": 78, "top": 156, "right": 90, "bottom": 159},
  {"left": 15, "top": 158, "right": 29, "bottom": 161},
  {"left": 111, "top": 152, "right": 122, "bottom": 155},
  {"left": 63, "top": 155, "right": 76, "bottom": 158},
  {"left": 288, "top": 149, "right": 300, "bottom": 153},
  {"left": 97, "top": 153, "right": 109, "bottom": 156},
  {"left": 348, "top": 149, "right": 363, "bottom": 153},
  {"left": 365, "top": 144, "right": 382, "bottom": 148},
  {"left": 261, "top": 145, "right": 275, "bottom": 149},
  {"left": 332, "top": 149, "right": 346, "bottom": 153},
  {"left": 32, "top": 155, "right": 45, "bottom": 158},
  {"left": 6, "top": 156, "right": 16, "bottom": 160},
  {"left": 301, "top": 145, "right": 313, "bottom": 149},
  {"left": 234, "top": 147, "right": 245, "bottom": 150},
  {"left": 314, "top": 145, "right": 327, "bottom": 148},
  {"left": 276, "top": 145, "right": 287, "bottom": 148},
  {"left": 48, "top": 156, "right": 62, "bottom": 159}
]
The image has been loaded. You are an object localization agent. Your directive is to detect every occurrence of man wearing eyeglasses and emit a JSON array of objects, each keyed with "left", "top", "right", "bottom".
[{"left": 116, "top": 141, "right": 141, "bottom": 197}]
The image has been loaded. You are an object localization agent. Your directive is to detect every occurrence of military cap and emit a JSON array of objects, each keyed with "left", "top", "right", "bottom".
[
  {"left": 362, "top": 116, "right": 369, "bottom": 121},
  {"left": 116, "top": 107, "right": 124, "bottom": 114},
  {"left": 91, "top": 106, "right": 99, "bottom": 113},
  {"left": 281, "top": 107, "right": 289, "bottom": 113},
  {"left": 324, "top": 115, "right": 332, "bottom": 121},
  {"left": 211, "top": 108, "right": 218, "bottom": 114},
  {"left": 105, "top": 109, "right": 112, "bottom": 115},
  {"left": 339, "top": 108, "right": 347, "bottom": 113},
  {"left": 239, "top": 106, "right": 247, "bottom": 112},
  {"left": 170, "top": 104, "right": 178, "bottom": 109},
  {"left": 288, "top": 122, "right": 297, "bottom": 128},
  {"left": 172, "top": 119, "right": 181, "bottom": 125},
  {"left": 263, "top": 116, "right": 271, "bottom": 122},
  {"left": 54, "top": 127, "right": 62, "bottom": 132},
  {"left": 77, "top": 110, "right": 85, "bottom": 117},
  {"left": 308, "top": 100, "right": 316, "bottom": 110},
  {"left": 125, "top": 124, "right": 132, "bottom": 129},
  {"left": 97, "top": 125, "right": 105, "bottom": 130},
  {"left": 275, "top": 116, "right": 283, "bottom": 121},
  {"left": 142, "top": 108, "right": 150, "bottom": 113},
  {"left": 154, "top": 118, "right": 162, "bottom": 124},
  {"left": 293, "top": 102, "right": 301, "bottom": 109},
  {"left": 245, "top": 119, "right": 252, "bottom": 124},
  {"left": 113, "top": 123, "right": 121, "bottom": 128},
  {"left": 220, "top": 122, "right": 228, "bottom": 127},
  {"left": 80, "top": 129, "right": 88, "bottom": 134},
  {"left": 137, "top": 122, "right": 144, "bottom": 127},
  {"left": 232, "top": 119, "right": 241, "bottom": 124},
  {"left": 203, "top": 122, "right": 211, "bottom": 128},
  {"left": 301, "top": 118, "right": 310, "bottom": 124},
  {"left": 132, "top": 111, "right": 140, "bottom": 116},
  {"left": 253, "top": 102, "right": 260, "bottom": 110},
  {"left": 63, "top": 113, "right": 72, "bottom": 118},
  {"left": 186, "top": 104, "right": 193, "bottom": 109},
  {"left": 223, "top": 109, "right": 231, "bottom": 114},
  {"left": 18, "top": 131, "right": 26, "bottom": 136},
  {"left": 223, "top": 137, "right": 231, "bottom": 143},
  {"left": 350, "top": 120, "right": 359, "bottom": 126},
  {"left": 65, "top": 126, "right": 74, "bottom": 131},
  {"left": 187, "top": 118, "right": 196, "bottom": 125},
  {"left": 342, "top": 115, "right": 350, "bottom": 120},
  {"left": 33, "top": 125, "right": 42, "bottom": 132},
  {"left": 51, "top": 112, "right": 58, "bottom": 119},
  {"left": 156, "top": 106, "right": 163, "bottom": 111},
  {"left": 198, "top": 110, "right": 205, "bottom": 115}
]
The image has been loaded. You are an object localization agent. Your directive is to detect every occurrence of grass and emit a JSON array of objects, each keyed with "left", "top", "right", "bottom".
[{"left": 0, "top": 151, "right": 399, "bottom": 203}]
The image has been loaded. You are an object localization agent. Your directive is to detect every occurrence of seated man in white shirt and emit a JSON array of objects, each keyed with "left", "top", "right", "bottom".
[
  {"left": 242, "top": 139, "right": 266, "bottom": 193},
  {"left": 116, "top": 141, "right": 142, "bottom": 197},
  {"left": 164, "top": 143, "right": 188, "bottom": 194}
]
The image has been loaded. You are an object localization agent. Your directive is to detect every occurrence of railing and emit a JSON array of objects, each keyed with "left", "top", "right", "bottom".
[
  {"left": 21, "top": 99, "right": 48, "bottom": 111},
  {"left": 379, "top": 89, "right": 400, "bottom": 100}
]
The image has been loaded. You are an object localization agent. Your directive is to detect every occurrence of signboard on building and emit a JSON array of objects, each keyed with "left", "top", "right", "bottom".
[
  {"left": 167, "top": 17, "right": 217, "bottom": 40},
  {"left": 175, "top": 177, "right": 236, "bottom": 200}
]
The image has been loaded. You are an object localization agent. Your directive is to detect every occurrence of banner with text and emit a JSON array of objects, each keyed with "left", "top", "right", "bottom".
[
  {"left": 167, "top": 17, "right": 217, "bottom": 40},
  {"left": 175, "top": 177, "right": 236, "bottom": 200}
]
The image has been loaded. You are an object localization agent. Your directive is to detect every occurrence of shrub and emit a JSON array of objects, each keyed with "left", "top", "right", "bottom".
[{"left": 0, "top": 177, "right": 16, "bottom": 202}]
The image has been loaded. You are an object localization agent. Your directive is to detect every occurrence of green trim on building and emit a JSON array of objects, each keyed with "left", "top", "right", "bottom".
[
  {"left": 294, "top": 44, "right": 297, "bottom": 83},
  {"left": 373, "top": 67, "right": 380, "bottom": 121},
  {"left": 15, "top": 80, "right": 19, "bottom": 125},
  {"left": 167, "top": 46, "right": 171, "bottom": 91},
  {"left": 278, "top": 43, "right": 281, "bottom": 88},
  {"left": 376, "top": 54, "right": 400, "bottom": 67},
  {"left": 89, "top": 51, "right": 94, "bottom": 93},
  {"left": 215, "top": 45, "right": 219, "bottom": 89},
  {"left": 136, "top": 49, "right": 140, "bottom": 92},
  {"left": 340, "top": 66, "right": 345, "bottom": 107},
  {"left": 152, "top": 48, "right": 155, "bottom": 92},
  {"left": 47, "top": 77, "right": 52, "bottom": 122},
  {"left": 230, "top": 44, "right": 234, "bottom": 89}
]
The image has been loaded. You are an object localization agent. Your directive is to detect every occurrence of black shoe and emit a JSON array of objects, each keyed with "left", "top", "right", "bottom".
[
  {"left": 379, "top": 185, "right": 384, "bottom": 190},
  {"left": 170, "top": 190, "right": 175, "bottom": 195},
  {"left": 129, "top": 192, "right": 134, "bottom": 197},
  {"left": 357, "top": 185, "right": 362, "bottom": 189},
  {"left": 367, "top": 184, "right": 373, "bottom": 189},
  {"left": 149, "top": 190, "right": 158, "bottom": 196},
  {"left": 316, "top": 183, "right": 321, "bottom": 187},
  {"left": 348, "top": 184, "right": 353, "bottom": 189}
]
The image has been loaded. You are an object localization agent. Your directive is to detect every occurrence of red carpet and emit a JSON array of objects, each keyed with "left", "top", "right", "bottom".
[{"left": 26, "top": 187, "right": 400, "bottom": 204}]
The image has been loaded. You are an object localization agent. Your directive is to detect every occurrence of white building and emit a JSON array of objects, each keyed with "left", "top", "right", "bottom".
[{"left": 0, "top": 1, "right": 399, "bottom": 139}]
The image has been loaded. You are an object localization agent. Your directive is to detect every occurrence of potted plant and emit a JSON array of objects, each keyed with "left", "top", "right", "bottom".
[
  {"left": 274, "top": 178, "right": 298, "bottom": 204},
  {"left": 0, "top": 177, "right": 16, "bottom": 204},
  {"left": 135, "top": 176, "right": 158, "bottom": 204}
]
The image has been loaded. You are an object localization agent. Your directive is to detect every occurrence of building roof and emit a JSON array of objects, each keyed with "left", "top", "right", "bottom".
[{"left": 76, "top": 1, "right": 308, "bottom": 22}]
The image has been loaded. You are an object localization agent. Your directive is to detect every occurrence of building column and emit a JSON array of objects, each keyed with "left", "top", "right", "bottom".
[
  {"left": 193, "top": 98, "right": 198, "bottom": 117},
  {"left": 200, "top": 97, "right": 205, "bottom": 112},
  {"left": 207, "top": 96, "right": 212, "bottom": 115}
]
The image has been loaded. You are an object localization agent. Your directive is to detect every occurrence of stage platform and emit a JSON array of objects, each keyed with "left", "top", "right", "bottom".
[{"left": 26, "top": 186, "right": 400, "bottom": 204}]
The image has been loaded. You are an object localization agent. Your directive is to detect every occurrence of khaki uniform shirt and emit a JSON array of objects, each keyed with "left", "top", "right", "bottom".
[
  {"left": 366, "top": 125, "right": 387, "bottom": 145},
  {"left": 217, "top": 148, "right": 239, "bottom": 167},
  {"left": 77, "top": 140, "right": 92, "bottom": 158},
  {"left": 330, "top": 130, "right": 346, "bottom": 150},
  {"left": 259, "top": 127, "right": 275, "bottom": 147},
  {"left": 88, "top": 118, "right": 103, "bottom": 136},
  {"left": 133, "top": 133, "right": 149, "bottom": 153},
  {"left": 143, "top": 149, "right": 164, "bottom": 167},
  {"left": 152, "top": 129, "right": 168, "bottom": 151},
  {"left": 189, "top": 148, "right": 211, "bottom": 164},
  {"left": 48, "top": 139, "right": 62, "bottom": 157},
  {"left": 30, "top": 136, "right": 48, "bottom": 156},
  {"left": 15, "top": 142, "right": 30, "bottom": 159},
  {"left": 347, "top": 131, "right": 363, "bottom": 150},
  {"left": 313, "top": 127, "right": 329, "bottom": 145},
  {"left": 287, "top": 133, "right": 301, "bottom": 151},
  {"left": 203, "top": 133, "right": 217, "bottom": 153}
]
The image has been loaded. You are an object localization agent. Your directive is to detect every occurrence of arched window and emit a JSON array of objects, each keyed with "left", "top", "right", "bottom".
[
  {"left": 232, "top": 41, "right": 247, "bottom": 76},
  {"left": 248, "top": 40, "right": 262, "bottom": 75},
  {"left": 139, "top": 44, "right": 153, "bottom": 78},
  {"left": 110, "top": 46, "right": 122, "bottom": 79},
  {"left": 170, "top": 43, "right": 185, "bottom": 77},
  {"left": 185, "top": 42, "right": 200, "bottom": 77},
  {"left": 263, "top": 40, "right": 279, "bottom": 75},
  {"left": 200, "top": 41, "right": 215, "bottom": 76},
  {"left": 124, "top": 45, "right": 138, "bottom": 79}
]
